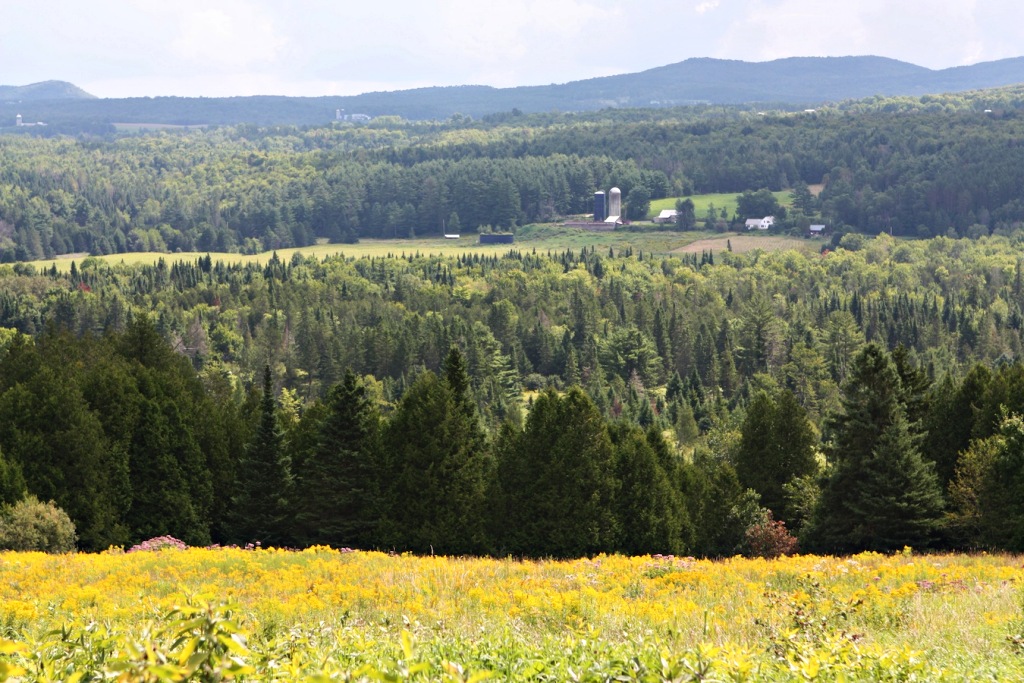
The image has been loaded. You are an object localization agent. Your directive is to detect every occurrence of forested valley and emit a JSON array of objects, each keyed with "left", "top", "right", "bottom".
[
  {"left": 2, "top": 86, "right": 1024, "bottom": 261},
  {"left": 1, "top": 231, "right": 1024, "bottom": 556}
]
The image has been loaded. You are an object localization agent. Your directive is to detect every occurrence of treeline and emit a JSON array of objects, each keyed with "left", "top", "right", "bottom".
[
  {"left": 4, "top": 319, "right": 1024, "bottom": 557},
  {"left": 0, "top": 129, "right": 661, "bottom": 259},
  {"left": 0, "top": 325, "right": 761, "bottom": 557},
  {"left": 1, "top": 236, "right": 1024, "bottom": 553},
  {"left": 3, "top": 88, "right": 1024, "bottom": 260}
]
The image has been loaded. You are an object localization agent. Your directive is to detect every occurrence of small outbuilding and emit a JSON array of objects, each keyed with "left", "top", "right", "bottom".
[{"left": 654, "top": 209, "right": 678, "bottom": 224}]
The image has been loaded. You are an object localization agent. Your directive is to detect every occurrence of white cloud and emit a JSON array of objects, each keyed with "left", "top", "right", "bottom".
[
  {"left": 170, "top": 7, "right": 287, "bottom": 69},
  {"left": 424, "top": 0, "right": 622, "bottom": 86},
  {"left": 4, "top": 0, "right": 1023, "bottom": 97},
  {"left": 712, "top": 0, "right": 1022, "bottom": 69}
]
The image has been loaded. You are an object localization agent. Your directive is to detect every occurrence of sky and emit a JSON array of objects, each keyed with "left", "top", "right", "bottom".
[{"left": 2, "top": 0, "right": 1022, "bottom": 98}]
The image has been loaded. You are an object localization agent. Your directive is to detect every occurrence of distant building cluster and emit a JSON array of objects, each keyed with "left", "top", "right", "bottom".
[
  {"left": 562, "top": 187, "right": 624, "bottom": 231},
  {"left": 335, "top": 109, "right": 372, "bottom": 122},
  {"left": 14, "top": 114, "right": 46, "bottom": 127}
]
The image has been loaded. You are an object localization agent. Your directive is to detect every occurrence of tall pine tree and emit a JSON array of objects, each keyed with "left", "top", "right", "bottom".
[
  {"left": 228, "top": 365, "right": 292, "bottom": 546},
  {"left": 808, "top": 344, "right": 944, "bottom": 552},
  {"left": 734, "top": 389, "right": 818, "bottom": 528},
  {"left": 294, "top": 369, "right": 382, "bottom": 548}
]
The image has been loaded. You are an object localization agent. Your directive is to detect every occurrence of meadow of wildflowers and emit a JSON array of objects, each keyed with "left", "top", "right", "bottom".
[{"left": 1, "top": 547, "right": 1023, "bottom": 680}]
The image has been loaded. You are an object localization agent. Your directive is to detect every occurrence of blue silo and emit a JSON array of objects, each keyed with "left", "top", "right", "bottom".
[{"left": 594, "top": 191, "right": 607, "bottom": 222}]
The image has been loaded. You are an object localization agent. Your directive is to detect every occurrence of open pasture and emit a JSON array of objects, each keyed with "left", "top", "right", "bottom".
[
  {"left": 649, "top": 190, "right": 793, "bottom": 220},
  {"left": 25, "top": 226, "right": 718, "bottom": 274},
  {"left": 674, "top": 233, "right": 821, "bottom": 255},
  {"left": 0, "top": 548, "right": 1021, "bottom": 679}
]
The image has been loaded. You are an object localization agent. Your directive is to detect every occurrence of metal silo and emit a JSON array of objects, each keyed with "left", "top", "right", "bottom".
[
  {"left": 594, "top": 191, "right": 606, "bottom": 222},
  {"left": 608, "top": 187, "right": 622, "bottom": 219}
]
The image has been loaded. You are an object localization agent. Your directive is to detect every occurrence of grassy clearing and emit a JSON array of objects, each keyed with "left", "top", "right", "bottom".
[
  {"left": 649, "top": 190, "right": 793, "bottom": 219},
  {"left": 674, "top": 233, "right": 823, "bottom": 255},
  {"left": 26, "top": 226, "right": 713, "bottom": 273},
  {"left": 24, "top": 222, "right": 825, "bottom": 275}
]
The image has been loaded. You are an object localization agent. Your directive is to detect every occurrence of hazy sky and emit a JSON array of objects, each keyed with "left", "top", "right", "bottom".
[{"left": 2, "top": 0, "right": 1022, "bottom": 98}]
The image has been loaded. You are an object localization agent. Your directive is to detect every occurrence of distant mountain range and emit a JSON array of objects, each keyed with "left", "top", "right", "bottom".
[{"left": 3, "top": 55, "right": 1023, "bottom": 127}]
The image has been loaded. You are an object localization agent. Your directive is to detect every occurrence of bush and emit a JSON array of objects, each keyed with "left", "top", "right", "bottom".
[
  {"left": 0, "top": 495, "right": 77, "bottom": 553},
  {"left": 744, "top": 511, "right": 798, "bottom": 559}
]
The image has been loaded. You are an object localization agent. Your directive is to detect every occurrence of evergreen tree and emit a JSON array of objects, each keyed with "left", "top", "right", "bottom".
[
  {"left": 684, "top": 452, "right": 761, "bottom": 557},
  {"left": 495, "top": 388, "right": 618, "bottom": 557},
  {"left": 734, "top": 389, "right": 818, "bottom": 528},
  {"left": 922, "top": 364, "right": 990, "bottom": 492},
  {"left": 610, "top": 423, "right": 690, "bottom": 555},
  {"left": 808, "top": 344, "right": 944, "bottom": 552},
  {"left": 384, "top": 370, "right": 491, "bottom": 554},
  {"left": 0, "top": 446, "right": 26, "bottom": 506},
  {"left": 294, "top": 370, "right": 382, "bottom": 548},
  {"left": 228, "top": 365, "right": 292, "bottom": 545}
]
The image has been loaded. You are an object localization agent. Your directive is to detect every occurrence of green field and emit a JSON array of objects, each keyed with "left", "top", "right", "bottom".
[
  {"left": 649, "top": 190, "right": 793, "bottom": 220},
  {"left": 23, "top": 224, "right": 802, "bottom": 273}
]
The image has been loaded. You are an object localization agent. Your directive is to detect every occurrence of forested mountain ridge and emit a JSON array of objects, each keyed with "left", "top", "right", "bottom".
[
  {"left": 2, "top": 86, "right": 1024, "bottom": 261},
  {"left": 0, "top": 80, "right": 96, "bottom": 102},
  {"left": 3, "top": 55, "right": 1023, "bottom": 127}
]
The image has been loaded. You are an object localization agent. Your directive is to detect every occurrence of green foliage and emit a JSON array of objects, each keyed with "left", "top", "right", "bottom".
[
  {"left": 674, "top": 197, "right": 697, "bottom": 230},
  {"left": 227, "top": 365, "right": 292, "bottom": 546},
  {"left": 609, "top": 423, "right": 692, "bottom": 555},
  {"left": 809, "top": 344, "right": 945, "bottom": 552},
  {"left": 293, "top": 369, "right": 383, "bottom": 548},
  {"left": 736, "top": 188, "right": 784, "bottom": 220},
  {"left": 0, "top": 447, "right": 25, "bottom": 506},
  {"left": 949, "top": 412, "right": 1024, "bottom": 550},
  {"left": 495, "top": 388, "right": 618, "bottom": 557},
  {"left": 0, "top": 495, "right": 77, "bottom": 553},
  {"left": 734, "top": 389, "right": 819, "bottom": 528},
  {"left": 383, "top": 369, "right": 492, "bottom": 555}
]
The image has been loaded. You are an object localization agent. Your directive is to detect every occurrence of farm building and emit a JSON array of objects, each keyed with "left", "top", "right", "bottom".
[
  {"left": 654, "top": 209, "right": 678, "bottom": 224},
  {"left": 745, "top": 216, "right": 775, "bottom": 230}
]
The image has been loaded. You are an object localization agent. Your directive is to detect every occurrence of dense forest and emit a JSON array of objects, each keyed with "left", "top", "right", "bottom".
[
  {"left": 2, "top": 232, "right": 1024, "bottom": 556},
  {"left": 2, "top": 87, "right": 1024, "bottom": 261}
]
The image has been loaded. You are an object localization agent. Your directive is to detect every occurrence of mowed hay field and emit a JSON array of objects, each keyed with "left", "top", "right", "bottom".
[
  {"left": 1, "top": 548, "right": 1023, "bottom": 679},
  {"left": 674, "top": 233, "right": 822, "bottom": 255},
  {"left": 649, "top": 191, "right": 793, "bottom": 219},
  {"left": 24, "top": 226, "right": 784, "bottom": 274}
]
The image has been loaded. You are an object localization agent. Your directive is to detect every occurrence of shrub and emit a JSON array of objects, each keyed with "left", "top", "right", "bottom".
[
  {"left": 0, "top": 495, "right": 77, "bottom": 553},
  {"left": 127, "top": 535, "right": 189, "bottom": 552},
  {"left": 744, "top": 511, "right": 798, "bottom": 559}
]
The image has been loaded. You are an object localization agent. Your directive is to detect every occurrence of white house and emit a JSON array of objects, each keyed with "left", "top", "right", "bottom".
[{"left": 745, "top": 216, "right": 775, "bottom": 230}]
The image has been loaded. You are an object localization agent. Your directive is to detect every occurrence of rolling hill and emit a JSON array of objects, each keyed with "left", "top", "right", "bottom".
[
  {"left": 0, "top": 80, "right": 96, "bottom": 102},
  {"left": 2, "top": 55, "right": 1022, "bottom": 127}
]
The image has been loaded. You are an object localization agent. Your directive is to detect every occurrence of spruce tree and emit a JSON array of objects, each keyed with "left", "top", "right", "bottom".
[
  {"left": 495, "top": 388, "right": 618, "bottom": 557},
  {"left": 808, "top": 344, "right": 944, "bottom": 552},
  {"left": 734, "top": 389, "right": 818, "bottom": 528},
  {"left": 0, "top": 446, "right": 25, "bottom": 505},
  {"left": 384, "top": 369, "right": 491, "bottom": 555},
  {"left": 229, "top": 365, "right": 292, "bottom": 546},
  {"left": 611, "top": 423, "right": 690, "bottom": 555}
]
